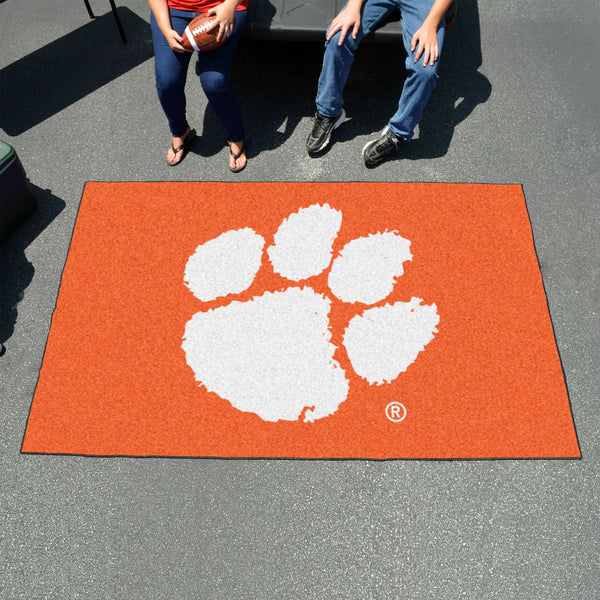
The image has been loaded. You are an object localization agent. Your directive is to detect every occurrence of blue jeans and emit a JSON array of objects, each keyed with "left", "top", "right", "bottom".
[
  {"left": 150, "top": 8, "right": 247, "bottom": 141},
  {"left": 316, "top": 0, "right": 447, "bottom": 140}
]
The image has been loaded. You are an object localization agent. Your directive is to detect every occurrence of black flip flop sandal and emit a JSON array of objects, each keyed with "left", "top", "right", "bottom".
[
  {"left": 166, "top": 128, "right": 196, "bottom": 167},
  {"left": 228, "top": 140, "right": 247, "bottom": 173}
]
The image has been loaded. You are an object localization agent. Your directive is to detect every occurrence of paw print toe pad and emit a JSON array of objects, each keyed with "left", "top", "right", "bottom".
[
  {"left": 343, "top": 297, "right": 439, "bottom": 385},
  {"left": 268, "top": 204, "right": 342, "bottom": 282},
  {"left": 185, "top": 228, "right": 265, "bottom": 302},
  {"left": 328, "top": 232, "right": 412, "bottom": 305}
]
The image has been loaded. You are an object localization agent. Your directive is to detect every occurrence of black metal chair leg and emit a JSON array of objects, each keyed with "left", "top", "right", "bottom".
[
  {"left": 108, "top": 0, "right": 128, "bottom": 44},
  {"left": 83, "top": 0, "right": 95, "bottom": 19},
  {"left": 82, "top": 0, "right": 127, "bottom": 44}
]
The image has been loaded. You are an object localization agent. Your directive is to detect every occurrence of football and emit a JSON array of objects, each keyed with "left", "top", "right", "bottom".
[{"left": 181, "top": 13, "right": 233, "bottom": 52}]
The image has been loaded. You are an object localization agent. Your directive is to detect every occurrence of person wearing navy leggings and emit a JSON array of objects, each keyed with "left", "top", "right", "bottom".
[{"left": 149, "top": 0, "right": 248, "bottom": 171}]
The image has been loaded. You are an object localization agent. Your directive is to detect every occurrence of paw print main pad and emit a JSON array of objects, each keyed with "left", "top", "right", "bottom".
[{"left": 182, "top": 204, "right": 439, "bottom": 423}]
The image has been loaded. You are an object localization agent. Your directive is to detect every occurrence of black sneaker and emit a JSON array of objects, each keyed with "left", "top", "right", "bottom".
[
  {"left": 362, "top": 126, "right": 402, "bottom": 166},
  {"left": 306, "top": 109, "right": 346, "bottom": 154}
]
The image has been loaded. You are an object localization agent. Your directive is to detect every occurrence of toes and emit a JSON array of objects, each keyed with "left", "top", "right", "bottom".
[
  {"left": 167, "top": 142, "right": 183, "bottom": 165},
  {"left": 167, "top": 149, "right": 180, "bottom": 165},
  {"left": 233, "top": 154, "right": 246, "bottom": 170},
  {"left": 229, "top": 142, "right": 246, "bottom": 171}
]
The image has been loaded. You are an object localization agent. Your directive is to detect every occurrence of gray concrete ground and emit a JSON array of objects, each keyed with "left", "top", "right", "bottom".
[{"left": 1, "top": 0, "right": 598, "bottom": 598}]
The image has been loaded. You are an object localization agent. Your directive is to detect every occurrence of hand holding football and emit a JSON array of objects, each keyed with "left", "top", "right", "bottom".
[{"left": 181, "top": 13, "right": 234, "bottom": 52}]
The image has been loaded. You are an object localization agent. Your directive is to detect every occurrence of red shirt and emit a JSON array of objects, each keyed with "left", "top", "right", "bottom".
[{"left": 168, "top": 0, "right": 248, "bottom": 12}]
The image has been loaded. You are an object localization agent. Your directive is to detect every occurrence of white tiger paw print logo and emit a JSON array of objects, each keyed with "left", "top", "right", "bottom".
[{"left": 182, "top": 204, "right": 439, "bottom": 423}]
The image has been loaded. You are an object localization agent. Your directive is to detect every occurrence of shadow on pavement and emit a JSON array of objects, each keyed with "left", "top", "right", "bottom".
[
  {"left": 0, "top": 186, "right": 66, "bottom": 349},
  {"left": 0, "top": 8, "right": 153, "bottom": 136},
  {"left": 406, "top": 0, "right": 491, "bottom": 159},
  {"left": 196, "top": 38, "right": 326, "bottom": 158}
]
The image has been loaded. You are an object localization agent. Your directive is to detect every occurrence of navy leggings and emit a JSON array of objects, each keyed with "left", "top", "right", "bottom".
[{"left": 150, "top": 8, "right": 247, "bottom": 141}]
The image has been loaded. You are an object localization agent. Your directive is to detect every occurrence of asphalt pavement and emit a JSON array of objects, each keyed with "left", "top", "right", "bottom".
[{"left": 1, "top": 0, "right": 598, "bottom": 598}]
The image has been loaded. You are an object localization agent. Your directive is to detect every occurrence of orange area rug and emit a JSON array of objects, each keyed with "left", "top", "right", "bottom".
[{"left": 22, "top": 182, "right": 580, "bottom": 459}]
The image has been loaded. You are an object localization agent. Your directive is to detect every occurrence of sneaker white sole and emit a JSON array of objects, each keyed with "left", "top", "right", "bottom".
[
  {"left": 361, "top": 125, "right": 389, "bottom": 162},
  {"left": 312, "top": 108, "right": 346, "bottom": 152}
]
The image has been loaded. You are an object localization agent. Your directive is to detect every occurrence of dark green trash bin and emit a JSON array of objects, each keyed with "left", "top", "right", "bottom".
[{"left": 0, "top": 141, "right": 36, "bottom": 241}]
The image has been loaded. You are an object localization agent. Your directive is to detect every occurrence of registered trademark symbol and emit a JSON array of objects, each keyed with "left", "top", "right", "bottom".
[{"left": 385, "top": 402, "right": 407, "bottom": 422}]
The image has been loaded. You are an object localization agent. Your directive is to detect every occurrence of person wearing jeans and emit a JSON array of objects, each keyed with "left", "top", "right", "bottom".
[
  {"left": 149, "top": 0, "right": 248, "bottom": 171},
  {"left": 306, "top": 0, "right": 456, "bottom": 166}
]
